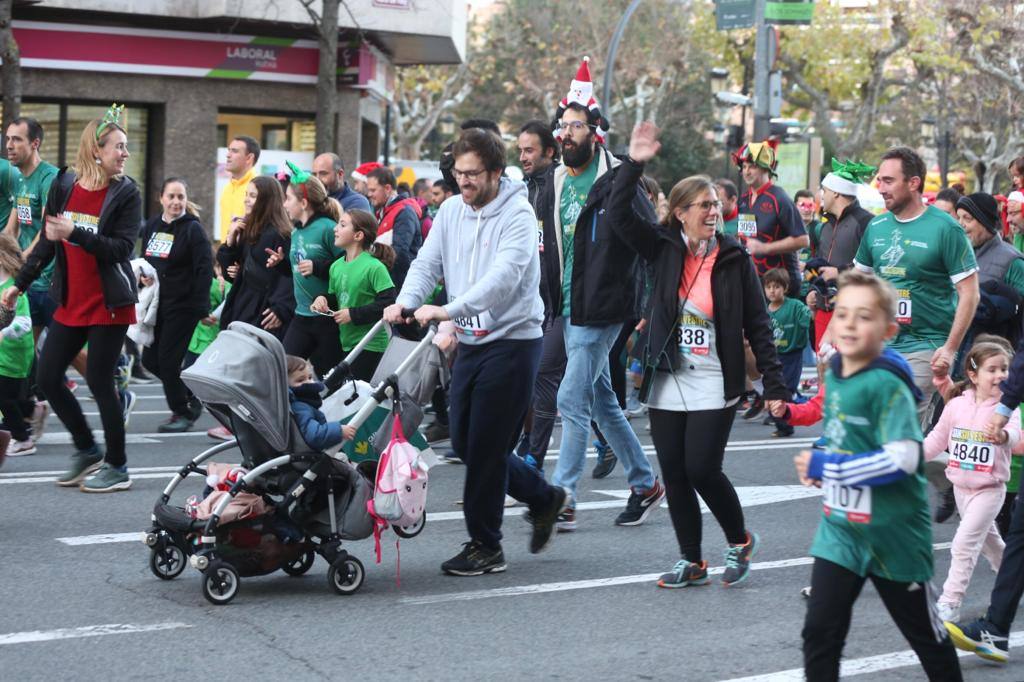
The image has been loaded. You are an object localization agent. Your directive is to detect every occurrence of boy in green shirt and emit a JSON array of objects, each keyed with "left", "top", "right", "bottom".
[
  {"left": 793, "top": 270, "right": 962, "bottom": 681},
  {"left": 764, "top": 267, "right": 812, "bottom": 437}
]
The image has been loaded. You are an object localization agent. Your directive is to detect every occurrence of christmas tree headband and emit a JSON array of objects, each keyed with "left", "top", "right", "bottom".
[
  {"left": 286, "top": 160, "right": 312, "bottom": 200},
  {"left": 821, "top": 158, "right": 877, "bottom": 196},
  {"left": 96, "top": 103, "right": 126, "bottom": 141}
]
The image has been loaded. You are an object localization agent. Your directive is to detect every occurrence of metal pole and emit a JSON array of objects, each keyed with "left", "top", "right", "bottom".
[
  {"left": 383, "top": 103, "right": 392, "bottom": 166},
  {"left": 941, "top": 129, "right": 951, "bottom": 189},
  {"left": 753, "top": 0, "right": 771, "bottom": 141},
  {"left": 602, "top": 0, "right": 644, "bottom": 149}
]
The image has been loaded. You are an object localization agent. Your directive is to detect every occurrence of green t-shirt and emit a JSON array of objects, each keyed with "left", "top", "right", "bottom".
[
  {"left": 769, "top": 297, "right": 812, "bottom": 353},
  {"left": 854, "top": 205, "right": 977, "bottom": 353},
  {"left": 810, "top": 365, "right": 932, "bottom": 582},
  {"left": 0, "top": 159, "right": 21, "bottom": 230},
  {"left": 559, "top": 160, "right": 598, "bottom": 317},
  {"left": 188, "top": 279, "right": 232, "bottom": 355},
  {"left": 721, "top": 215, "right": 739, "bottom": 236},
  {"left": 1004, "top": 257, "right": 1024, "bottom": 298},
  {"left": 15, "top": 161, "right": 58, "bottom": 292},
  {"left": 328, "top": 252, "right": 394, "bottom": 352},
  {"left": 0, "top": 276, "right": 34, "bottom": 378},
  {"left": 290, "top": 215, "right": 343, "bottom": 318}
]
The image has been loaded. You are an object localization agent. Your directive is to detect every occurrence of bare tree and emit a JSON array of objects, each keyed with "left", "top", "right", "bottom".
[
  {"left": 0, "top": 0, "right": 20, "bottom": 132},
  {"left": 391, "top": 63, "right": 473, "bottom": 160},
  {"left": 299, "top": 0, "right": 340, "bottom": 154}
]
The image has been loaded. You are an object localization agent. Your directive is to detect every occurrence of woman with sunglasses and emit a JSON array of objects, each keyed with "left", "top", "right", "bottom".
[{"left": 610, "top": 121, "right": 787, "bottom": 589}]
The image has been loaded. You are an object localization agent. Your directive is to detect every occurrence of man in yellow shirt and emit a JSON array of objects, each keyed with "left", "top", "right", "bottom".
[{"left": 218, "top": 135, "right": 260, "bottom": 239}]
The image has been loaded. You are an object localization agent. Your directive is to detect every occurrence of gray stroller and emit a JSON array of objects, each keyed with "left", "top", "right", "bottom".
[{"left": 141, "top": 321, "right": 434, "bottom": 605}]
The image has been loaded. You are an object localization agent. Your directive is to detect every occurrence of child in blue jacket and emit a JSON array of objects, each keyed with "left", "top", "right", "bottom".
[{"left": 287, "top": 355, "right": 355, "bottom": 451}]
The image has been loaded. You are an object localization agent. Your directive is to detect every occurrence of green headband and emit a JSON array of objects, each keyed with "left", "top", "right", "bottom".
[
  {"left": 286, "top": 161, "right": 311, "bottom": 185},
  {"left": 96, "top": 103, "right": 125, "bottom": 140}
]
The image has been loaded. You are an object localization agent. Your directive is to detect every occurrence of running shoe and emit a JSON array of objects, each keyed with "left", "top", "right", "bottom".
[
  {"left": 800, "top": 586, "right": 812, "bottom": 599},
  {"left": 441, "top": 540, "right": 506, "bottom": 576},
  {"left": 424, "top": 421, "right": 450, "bottom": 443},
  {"left": 529, "top": 486, "right": 570, "bottom": 553},
  {"left": 130, "top": 363, "right": 157, "bottom": 385},
  {"left": 187, "top": 397, "right": 204, "bottom": 422},
  {"left": 158, "top": 414, "right": 194, "bottom": 433},
  {"left": 615, "top": 478, "right": 666, "bottom": 526},
  {"left": 0, "top": 429, "right": 9, "bottom": 470},
  {"left": 556, "top": 507, "right": 577, "bottom": 532},
  {"left": 722, "top": 531, "right": 760, "bottom": 586},
  {"left": 7, "top": 438, "right": 37, "bottom": 457},
  {"left": 80, "top": 463, "right": 132, "bottom": 493},
  {"left": 440, "top": 449, "right": 463, "bottom": 464},
  {"left": 772, "top": 425, "right": 794, "bottom": 438},
  {"left": 945, "top": 618, "right": 1009, "bottom": 664},
  {"left": 30, "top": 401, "right": 48, "bottom": 443},
  {"left": 121, "top": 390, "right": 137, "bottom": 429},
  {"left": 207, "top": 425, "right": 234, "bottom": 441},
  {"left": 591, "top": 440, "right": 617, "bottom": 479},
  {"left": 56, "top": 446, "right": 103, "bottom": 487},
  {"left": 115, "top": 353, "right": 133, "bottom": 394},
  {"left": 742, "top": 394, "right": 764, "bottom": 420},
  {"left": 657, "top": 559, "right": 709, "bottom": 588},
  {"left": 65, "top": 379, "right": 78, "bottom": 394}
]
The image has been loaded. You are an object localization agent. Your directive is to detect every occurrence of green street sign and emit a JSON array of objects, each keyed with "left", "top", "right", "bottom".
[
  {"left": 715, "top": 0, "right": 756, "bottom": 30},
  {"left": 765, "top": 0, "right": 815, "bottom": 25}
]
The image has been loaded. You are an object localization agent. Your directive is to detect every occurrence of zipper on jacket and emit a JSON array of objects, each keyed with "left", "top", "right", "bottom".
[{"left": 591, "top": 213, "right": 597, "bottom": 242}]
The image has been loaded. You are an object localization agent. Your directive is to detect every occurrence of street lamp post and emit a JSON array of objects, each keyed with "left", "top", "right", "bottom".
[{"left": 921, "top": 115, "right": 952, "bottom": 189}]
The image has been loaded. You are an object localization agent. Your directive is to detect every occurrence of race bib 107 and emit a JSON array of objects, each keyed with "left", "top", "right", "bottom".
[{"left": 823, "top": 480, "right": 872, "bottom": 524}]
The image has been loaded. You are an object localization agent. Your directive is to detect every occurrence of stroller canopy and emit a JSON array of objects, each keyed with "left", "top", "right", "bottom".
[{"left": 182, "top": 322, "right": 293, "bottom": 453}]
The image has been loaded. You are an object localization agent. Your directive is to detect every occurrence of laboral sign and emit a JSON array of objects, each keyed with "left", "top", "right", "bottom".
[{"left": 12, "top": 20, "right": 389, "bottom": 90}]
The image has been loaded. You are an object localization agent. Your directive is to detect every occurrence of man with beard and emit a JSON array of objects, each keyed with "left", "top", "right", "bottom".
[
  {"left": 533, "top": 57, "right": 664, "bottom": 531},
  {"left": 734, "top": 140, "right": 808, "bottom": 298},
  {"left": 311, "top": 152, "right": 371, "bottom": 213},
  {"left": 518, "top": 120, "right": 558, "bottom": 209},
  {"left": 385, "top": 127, "right": 570, "bottom": 575}
]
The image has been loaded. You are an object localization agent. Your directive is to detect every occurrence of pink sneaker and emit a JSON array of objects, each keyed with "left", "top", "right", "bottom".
[{"left": 207, "top": 425, "right": 233, "bottom": 441}]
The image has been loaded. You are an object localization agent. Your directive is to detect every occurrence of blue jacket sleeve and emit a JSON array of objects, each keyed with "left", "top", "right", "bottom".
[
  {"left": 999, "top": 343, "right": 1024, "bottom": 413},
  {"left": 391, "top": 207, "right": 420, "bottom": 261},
  {"left": 291, "top": 402, "right": 343, "bottom": 451},
  {"left": 807, "top": 440, "right": 920, "bottom": 487}
]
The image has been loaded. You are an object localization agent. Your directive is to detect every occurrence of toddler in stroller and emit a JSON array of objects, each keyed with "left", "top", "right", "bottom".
[
  {"left": 143, "top": 322, "right": 376, "bottom": 605},
  {"left": 287, "top": 355, "right": 356, "bottom": 451}
]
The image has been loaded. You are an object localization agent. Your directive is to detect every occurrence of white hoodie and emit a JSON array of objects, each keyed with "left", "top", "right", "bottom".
[{"left": 396, "top": 177, "right": 544, "bottom": 345}]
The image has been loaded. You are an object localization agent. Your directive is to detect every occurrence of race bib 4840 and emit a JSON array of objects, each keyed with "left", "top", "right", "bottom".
[{"left": 949, "top": 427, "right": 994, "bottom": 473}]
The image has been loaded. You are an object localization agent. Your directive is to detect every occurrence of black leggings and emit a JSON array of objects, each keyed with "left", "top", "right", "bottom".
[
  {"left": 803, "top": 558, "right": 962, "bottom": 681},
  {"left": 0, "top": 375, "right": 30, "bottom": 441},
  {"left": 347, "top": 349, "right": 383, "bottom": 383},
  {"left": 142, "top": 309, "right": 202, "bottom": 417},
  {"left": 38, "top": 321, "right": 129, "bottom": 466},
  {"left": 283, "top": 314, "right": 344, "bottom": 379},
  {"left": 649, "top": 405, "right": 745, "bottom": 562}
]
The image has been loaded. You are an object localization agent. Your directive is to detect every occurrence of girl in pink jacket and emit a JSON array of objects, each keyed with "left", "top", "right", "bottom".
[{"left": 924, "top": 341, "right": 1020, "bottom": 624}]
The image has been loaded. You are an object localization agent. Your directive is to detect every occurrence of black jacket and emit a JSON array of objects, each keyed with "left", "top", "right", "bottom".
[
  {"left": 610, "top": 158, "right": 787, "bottom": 403},
  {"left": 16, "top": 168, "right": 142, "bottom": 309},
  {"left": 536, "top": 147, "right": 654, "bottom": 325},
  {"left": 217, "top": 228, "right": 294, "bottom": 339},
  {"left": 814, "top": 199, "right": 873, "bottom": 268},
  {"left": 140, "top": 212, "right": 213, "bottom": 318},
  {"left": 525, "top": 163, "right": 554, "bottom": 211}
]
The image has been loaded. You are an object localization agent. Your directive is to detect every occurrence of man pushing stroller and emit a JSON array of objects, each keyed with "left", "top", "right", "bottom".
[{"left": 384, "top": 127, "right": 570, "bottom": 576}]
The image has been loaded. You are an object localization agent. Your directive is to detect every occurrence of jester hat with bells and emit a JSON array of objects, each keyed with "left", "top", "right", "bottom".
[
  {"left": 553, "top": 56, "right": 610, "bottom": 144},
  {"left": 821, "top": 158, "right": 877, "bottom": 198},
  {"left": 732, "top": 139, "right": 780, "bottom": 176}
]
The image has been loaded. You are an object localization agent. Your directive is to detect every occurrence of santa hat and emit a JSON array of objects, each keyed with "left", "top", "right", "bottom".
[
  {"left": 732, "top": 139, "right": 780, "bottom": 175},
  {"left": 821, "top": 158, "right": 877, "bottom": 197},
  {"left": 553, "top": 57, "right": 610, "bottom": 144},
  {"left": 351, "top": 161, "right": 381, "bottom": 183},
  {"left": 1008, "top": 191, "right": 1024, "bottom": 204}
]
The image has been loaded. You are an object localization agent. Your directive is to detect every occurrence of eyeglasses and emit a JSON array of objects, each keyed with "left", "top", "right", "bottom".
[
  {"left": 559, "top": 120, "right": 592, "bottom": 133},
  {"left": 684, "top": 200, "right": 722, "bottom": 212},
  {"left": 452, "top": 168, "right": 488, "bottom": 180},
  {"left": 797, "top": 202, "right": 816, "bottom": 210}
]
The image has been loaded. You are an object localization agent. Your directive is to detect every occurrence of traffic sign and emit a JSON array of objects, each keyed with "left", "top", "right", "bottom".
[
  {"left": 715, "top": 0, "right": 756, "bottom": 30},
  {"left": 765, "top": 0, "right": 815, "bottom": 26}
]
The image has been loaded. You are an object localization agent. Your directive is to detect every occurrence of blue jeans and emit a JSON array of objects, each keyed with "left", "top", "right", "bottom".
[{"left": 553, "top": 320, "right": 655, "bottom": 505}]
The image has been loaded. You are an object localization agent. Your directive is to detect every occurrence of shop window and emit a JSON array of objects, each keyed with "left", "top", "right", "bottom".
[{"left": 261, "top": 124, "right": 289, "bottom": 151}]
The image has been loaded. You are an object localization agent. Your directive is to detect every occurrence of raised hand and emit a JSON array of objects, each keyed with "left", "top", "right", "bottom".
[
  {"left": 265, "top": 247, "right": 286, "bottom": 269},
  {"left": 628, "top": 121, "right": 662, "bottom": 163}
]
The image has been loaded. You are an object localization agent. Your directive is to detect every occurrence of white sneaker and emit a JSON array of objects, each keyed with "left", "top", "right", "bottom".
[
  {"left": 504, "top": 494, "right": 519, "bottom": 508},
  {"left": 8, "top": 439, "right": 37, "bottom": 457},
  {"left": 936, "top": 601, "right": 961, "bottom": 623},
  {"left": 30, "top": 401, "right": 48, "bottom": 442}
]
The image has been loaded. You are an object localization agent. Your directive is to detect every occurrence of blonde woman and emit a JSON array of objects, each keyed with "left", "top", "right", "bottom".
[{"left": 1, "top": 104, "right": 142, "bottom": 492}]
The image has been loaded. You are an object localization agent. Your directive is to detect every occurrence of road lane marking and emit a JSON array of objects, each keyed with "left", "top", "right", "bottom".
[
  {"left": 0, "top": 622, "right": 191, "bottom": 646},
  {"left": 56, "top": 486, "right": 827, "bottom": 545},
  {"left": 721, "top": 630, "right": 1024, "bottom": 681},
  {"left": 399, "top": 543, "right": 953, "bottom": 606}
]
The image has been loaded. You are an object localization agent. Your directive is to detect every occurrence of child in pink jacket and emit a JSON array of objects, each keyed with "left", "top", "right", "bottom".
[{"left": 924, "top": 340, "right": 1020, "bottom": 624}]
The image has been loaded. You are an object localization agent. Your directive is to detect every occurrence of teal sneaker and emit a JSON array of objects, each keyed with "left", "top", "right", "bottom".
[
  {"left": 56, "top": 447, "right": 103, "bottom": 487},
  {"left": 80, "top": 463, "right": 131, "bottom": 493},
  {"left": 722, "top": 531, "right": 759, "bottom": 586},
  {"left": 657, "top": 559, "right": 709, "bottom": 589}
]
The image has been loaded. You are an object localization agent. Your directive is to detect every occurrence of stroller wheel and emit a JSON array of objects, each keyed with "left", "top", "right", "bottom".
[
  {"left": 201, "top": 561, "right": 240, "bottom": 605},
  {"left": 327, "top": 556, "right": 364, "bottom": 596},
  {"left": 392, "top": 512, "right": 426, "bottom": 539},
  {"left": 149, "top": 543, "right": 186, "bottom": 580},
  {"left": 282, "top": 550, "right": 316, "bottom": 577}
]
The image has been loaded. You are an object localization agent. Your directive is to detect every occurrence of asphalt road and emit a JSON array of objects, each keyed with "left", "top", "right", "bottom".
[{"left": 0, "top": 380, "right": 1016, "bottom": 680}]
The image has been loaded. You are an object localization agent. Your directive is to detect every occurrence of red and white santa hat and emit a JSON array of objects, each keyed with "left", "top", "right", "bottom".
[
  {"left": 554, "top": 57, "right": 610, "bottom": 144},
  {"left": 351, "top": 161, "right": 382, "bottom": 183}
]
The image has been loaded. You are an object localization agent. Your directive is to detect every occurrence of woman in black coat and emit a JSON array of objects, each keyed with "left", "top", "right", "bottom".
[
  {"left": 217, "top": 175, "right": 294, "bottom": 341},
  {"left": 610, "top": 121, "right": 787, "bottom": 590},
  {"left": 139, "top": 177, "right": 213, "bottom": 432}
]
